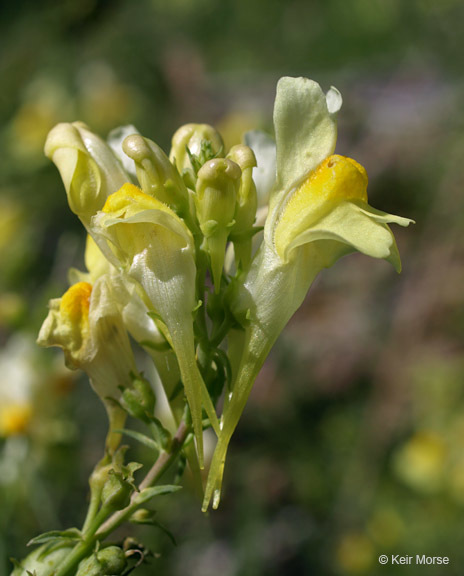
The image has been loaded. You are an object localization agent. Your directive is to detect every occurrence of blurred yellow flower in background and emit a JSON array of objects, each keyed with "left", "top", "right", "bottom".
[
  {"left": 0, "top": 197, "right": 23, "bottom": 256},
  {"left": 0, "top": 337, "right": 36, "bottom": 438},
  {"left": 9, "top": 77, "right": 74, "bottom": 162},
  {"left": 392, "top": 430, "right": 447, "bottom": 493},
  {"left": 336, "top": 532, "right": 375, "bottom": 574}
]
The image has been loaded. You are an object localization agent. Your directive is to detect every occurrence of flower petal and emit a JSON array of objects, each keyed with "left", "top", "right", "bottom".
[
  {"left": 107, "top": 124, "right": 140, "bottom": 178},
  {"left": 244, "top": 130, "right": 276, "bottom": 208},
  {"left": 92, "top": 184, "right": 220, "bottom": 464},
  {"left": 284, "top": 201, "right": 413, "bottom": 272},
  {"left": 45, "top": 122, "right": 130, "bottom": 227},
  {"left": 273, "top": 77, "right": 340, "bottom": 197}
]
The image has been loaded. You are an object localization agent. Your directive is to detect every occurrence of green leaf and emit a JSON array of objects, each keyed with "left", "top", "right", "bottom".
[
  {"left": 27, "top": 529, "right": 82, "bottom": 546},
  {"left": 114, "top": 429, "right": 160, "bottom": 451},
  {"left": 129, "top": 508, "right": 178, "bottom": 545},
  {"left": 37, "top": 540, "right": 76, "bottom": 560},
  {"left": 148, "top": 417, "right": 172, "bottom": 450},
  {"left": 126, "top": 461, "right": 144, "bottom": 474},
  {"left": 135, "top": 485, "right": 182, "bottom": 505}
]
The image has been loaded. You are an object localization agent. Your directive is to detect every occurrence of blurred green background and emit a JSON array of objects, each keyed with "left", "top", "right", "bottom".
[{"left": 1, "top": 0, "right": 463, "bottom": 574}]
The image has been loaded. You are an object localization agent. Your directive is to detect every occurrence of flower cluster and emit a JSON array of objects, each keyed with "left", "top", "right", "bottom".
[{"left": 39, "top": 76, "right": 412, "bottom": 513}]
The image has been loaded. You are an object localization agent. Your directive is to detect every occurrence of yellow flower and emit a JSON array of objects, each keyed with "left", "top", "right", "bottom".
[
  {"left": 336, "top": 533, "right": 375, "bottom": 574},
  {"left": 393, "top": 431, "right": 446, "bottom": 493},
  {"left": 92, "top": 183, "right": 220, "bottom": 464},
  {"left": 38, "top": 279, "right": 136, "bottom": 451},
  {"left": 0, "top": 404, "right": 33, "bottom": 437},
  {"left": 203, "top": 77, "right": 413, "bottom": 511}
]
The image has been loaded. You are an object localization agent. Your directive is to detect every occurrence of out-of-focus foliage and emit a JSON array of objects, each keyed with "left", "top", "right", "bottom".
[{"left": 1, "top": 0, "right": 463, "bottom": 574}]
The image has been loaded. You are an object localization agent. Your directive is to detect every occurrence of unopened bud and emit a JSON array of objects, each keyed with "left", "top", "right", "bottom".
[
  {"left": 170, "top": 123, "right": 224, "bottom": 177},
  {"left": 196, "top": 158, "right": 241, "bottom": 291},
  {"left": 129, "top": 508, "right": 152, "bottom": 523},
  {"left": 101, "top": 471, "right": 132, "bottom": 510},
  {"left": 76, "top": 547, "right": 127, "bottom": 576},
  {"left": 121, "top": 374, "right": 156, "bottom": 423},
  {"left": 97, "top": 547, "right": 127, "bottom": 574},
  {"left": 45, "top": 122, "right": 128, "bottom": 228},
  {"left": 227, "top": 145, "right": 257, "bottom": 171},
  {"left": 122, "top": 134, "right": 189, "bottom": 217},
  {"left": 89, "top": 459, "right": 112, "bottom": 493},
  {"left": 227, "top": 145, "right": 258, "bottom": 269}
]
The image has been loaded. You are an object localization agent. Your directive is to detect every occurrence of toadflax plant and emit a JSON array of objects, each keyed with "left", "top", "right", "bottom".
[{"left": 12, "top": 76, "right": 412, "bottom": 575}]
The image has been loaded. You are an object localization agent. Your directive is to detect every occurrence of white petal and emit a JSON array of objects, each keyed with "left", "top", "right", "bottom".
[{"left": 244, "top": 130, "right": 276, "bottom": 207}]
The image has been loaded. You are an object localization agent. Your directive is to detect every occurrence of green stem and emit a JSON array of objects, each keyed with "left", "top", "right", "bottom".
[
  {"left": 53, "top": 420, "right": 190, "bottom": 576},
  {"left": 194, "top": 243, "right": 209, "bottom": 339},
  {"left": 81, "top": 491, "right": 101, "bottom": 535},
  {"left": 53, "top": 540, "right": 94, "bottom": 576},
  {"left": 96, "top": 419, "right": 189, "bottom": 539},
  {"left": 81, "top": 464, "right": 107, "bottom": 534}
]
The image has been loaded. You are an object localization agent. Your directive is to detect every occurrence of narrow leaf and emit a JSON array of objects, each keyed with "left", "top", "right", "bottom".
[
  {"left": 135, "top": 485, "right": 182, "bottom": 505},
  {"left": 27, "top": 528, "right": 81, "bottom": 546},
  {"left": 114, "top": 428, "right": 160, "bottom": 451}
]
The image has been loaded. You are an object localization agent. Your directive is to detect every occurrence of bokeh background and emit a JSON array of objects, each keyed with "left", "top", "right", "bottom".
[{"left": 1, "top": 0, "right": 463, "bottom": 574}]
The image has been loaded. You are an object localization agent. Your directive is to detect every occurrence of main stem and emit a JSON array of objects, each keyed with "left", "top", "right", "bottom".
[
  {"left": 97, "top": 419, "right": 189, "bottom": 539},
  {"left": 53, "top": 420, "right": 190, "bottom": 576}
]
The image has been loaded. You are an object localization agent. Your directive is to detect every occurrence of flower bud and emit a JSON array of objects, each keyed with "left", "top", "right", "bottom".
[
  {"left": 227, "top": 144, "right": 256, "bottom": 172},
  {"left": 169, "top": 123, "right": 224, "bottom": 177},
  {"left": 129, "top": 508, "right": 152, "bottom": 523},
  {"left": 96, "top": 547, "right": 127, "bottom": 574},
  {"left": 44, "top": 122, "right": 129, "bottom": 228},
  {"left": 196, "top": 158, "right": 241, "bottom": 291},
  {"left": 101, "top": 471, "right": 133, "bottom": 510},
  {"left": 122, "top": 134, "right": 189, "bottom": 218},
  {"left": 76, "top": 547, "right": 127, "bottom": 576},
  {"left": 121, "top": 374, "right": 156, "bottom": 423},
  {"left": 227, "top": 145, "right": 258, "bottom": 270},
  {"left": 89, "top": 459, "right": 112, "bottom": 494}
]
